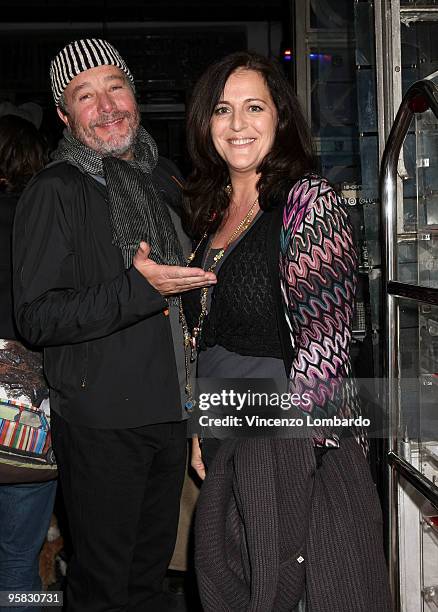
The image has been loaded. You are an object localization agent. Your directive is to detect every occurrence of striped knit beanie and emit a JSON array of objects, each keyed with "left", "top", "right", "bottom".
[{"left": 50, "top": 39, "right": 135, "bottom": 106}]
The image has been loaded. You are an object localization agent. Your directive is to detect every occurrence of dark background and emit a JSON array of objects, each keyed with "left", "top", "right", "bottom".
[{"left": 0, "top": 0, "right": 292, "bottom": 173}]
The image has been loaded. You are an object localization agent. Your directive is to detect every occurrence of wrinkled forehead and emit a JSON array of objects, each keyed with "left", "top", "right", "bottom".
[{"left": 63, "top": 65, "right": 128, "bottom": 101}]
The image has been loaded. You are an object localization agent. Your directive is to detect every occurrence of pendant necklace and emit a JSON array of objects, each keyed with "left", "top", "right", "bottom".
[{"left": 179, "top": 194, "right": 259, "bottom": 412}]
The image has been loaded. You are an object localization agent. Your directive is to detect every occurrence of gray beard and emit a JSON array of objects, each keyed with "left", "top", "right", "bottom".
[{"left": 68, "top": 109, "right": 140, "bottom": 159}]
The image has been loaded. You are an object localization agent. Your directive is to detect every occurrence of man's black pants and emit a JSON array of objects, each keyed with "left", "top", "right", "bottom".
[{"left": 51, "top": 411, "right": 187, "bottom": 612}]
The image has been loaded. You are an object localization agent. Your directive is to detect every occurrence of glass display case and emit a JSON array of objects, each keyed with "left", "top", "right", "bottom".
[
  {"left": 398, "top": 475, "right": 438, "bottom": 611},
  {"left": 293, "top": 0, "right": 379, "bottom": 380},
  {"left": 295, "top": 2, "right": 438, "bottom": 608},
  {"left": 382, "top": 71, "right": 438, "bottom": 612}
]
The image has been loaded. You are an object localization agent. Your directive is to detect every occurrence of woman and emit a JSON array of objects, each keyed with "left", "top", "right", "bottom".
[
  {"left": 181, "top": 52, "right": 391, "bottom": 611},
  {"left": 0, "top": 114, "right": 56, "bottom": 611}
]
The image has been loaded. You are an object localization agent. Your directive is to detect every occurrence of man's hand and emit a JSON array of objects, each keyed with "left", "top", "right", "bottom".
[{"left": 133, "top": 242, "right": 216, "bottom": 296}]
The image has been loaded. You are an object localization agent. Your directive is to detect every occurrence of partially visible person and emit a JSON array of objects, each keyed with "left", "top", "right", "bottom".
[
  {"left": 13, "top": 39, "right": 215, "bottom": 612},
  {"left": 0, "top": 113, "right": 56, "bottom": 612},
  {"left": 181, "top": 52, "right": 392, "bottom": 611}
]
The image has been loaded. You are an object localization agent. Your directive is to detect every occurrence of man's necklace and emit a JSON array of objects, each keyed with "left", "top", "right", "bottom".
[{"left": 178, "top": 195, "right": 259, "bottom": 412}]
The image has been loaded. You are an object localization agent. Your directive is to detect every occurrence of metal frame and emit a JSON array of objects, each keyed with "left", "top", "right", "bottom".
[
  {"left": 388, "top": 281, "right": 438, "bottom": 305},
  {"left": 400, "top": 6, "right": 438, "bottom": 26},
  {"left": 375, "top": 0, "right": 403, "bottom": 154},
  {"left": 294, "top": 0, "right": 311, "bottom": 122},
  {"left": 388, "top": 452, "right": 438, "bottom": 511},
  {"left": 293, "top": 0, "right": 355, "bottom": 127},
  {"left": 374, "top": 3, "right": 404, "bottom": 607}
]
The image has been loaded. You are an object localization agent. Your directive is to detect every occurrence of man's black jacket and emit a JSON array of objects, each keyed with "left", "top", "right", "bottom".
[{"left": 13, "top": 160, "right": 181, "bottom": 428}]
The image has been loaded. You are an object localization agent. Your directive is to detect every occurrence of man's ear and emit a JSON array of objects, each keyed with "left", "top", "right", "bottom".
[{"left": 57, "top": 106, "right": 70, "bottom": 128}]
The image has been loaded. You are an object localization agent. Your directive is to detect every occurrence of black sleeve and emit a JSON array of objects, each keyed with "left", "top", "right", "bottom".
[
  {"left": 13, "top": 172, "right": 167, "bottom": 347},
  {"left": 152, "top": 156, "right": 184, "bottom": 216}
]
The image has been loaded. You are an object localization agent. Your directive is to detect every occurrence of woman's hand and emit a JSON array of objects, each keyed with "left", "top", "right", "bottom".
[{"left": 191, "top": 435, "right": 206, "bottom": 481}]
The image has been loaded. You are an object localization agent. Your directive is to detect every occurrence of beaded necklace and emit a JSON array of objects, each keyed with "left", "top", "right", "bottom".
[{"left": 178, "top": 195, "right": 259, "bottom": 412}]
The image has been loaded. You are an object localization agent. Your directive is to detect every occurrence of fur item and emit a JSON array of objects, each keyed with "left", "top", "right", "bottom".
[{"left": 39, "top": 515, "right": 64, "bottom": 589}]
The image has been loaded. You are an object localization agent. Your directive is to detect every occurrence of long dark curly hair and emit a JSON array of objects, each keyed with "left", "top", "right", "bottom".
[{"left": 183, "top": 51, "right": 317, "bottom": 239}]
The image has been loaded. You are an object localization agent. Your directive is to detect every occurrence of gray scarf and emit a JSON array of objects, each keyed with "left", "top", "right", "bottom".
[{"left": 53, "top": 127, "right": 184, "bottom": 268}]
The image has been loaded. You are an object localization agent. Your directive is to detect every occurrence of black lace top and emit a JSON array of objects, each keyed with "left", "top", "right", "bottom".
[{"left": 182, "top": 209, "right": 287, "bottom": 360}]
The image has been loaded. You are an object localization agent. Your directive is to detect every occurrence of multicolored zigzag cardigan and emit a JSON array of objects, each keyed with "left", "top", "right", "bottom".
[{"left": 280, "top": 175, "right": 366, "bottom": 451}]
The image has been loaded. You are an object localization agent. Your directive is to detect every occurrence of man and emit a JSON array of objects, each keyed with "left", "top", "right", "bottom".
[{"left": 13, "top": 39, "right": 215, "bottom": 612}]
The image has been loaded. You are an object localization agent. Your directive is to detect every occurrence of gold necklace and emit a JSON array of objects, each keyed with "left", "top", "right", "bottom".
[{"left": 179, "top": 195, "right": 259, "bottom": 412}]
